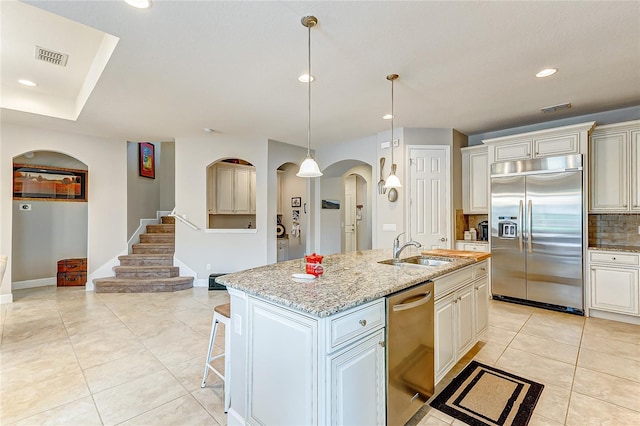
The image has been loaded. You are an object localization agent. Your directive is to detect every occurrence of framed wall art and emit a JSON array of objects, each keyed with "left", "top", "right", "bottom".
[
  {"left": 291, "top": 196, "right": 301, "bottom": 208},
  {"left": 139, "top": 142, "right": 155, "bottom": 178},
  {"left": 13, "top": 164, "right": 88, "bottom": 202}
]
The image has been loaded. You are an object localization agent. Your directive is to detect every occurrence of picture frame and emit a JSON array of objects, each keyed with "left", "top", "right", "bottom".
[
  {"left": 139, "top": 142, "right": 155, "bottom": 178},
  {"left": 13, "top": 163, "right": 88, "bottom": 202},
  {"left": 291, "top": 196, "right": 301, "bottom": 208}
]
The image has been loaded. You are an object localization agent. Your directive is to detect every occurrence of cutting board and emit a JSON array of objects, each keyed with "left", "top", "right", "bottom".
[{"left": 421, "top": 249, "right": 491, "bottom": 262}]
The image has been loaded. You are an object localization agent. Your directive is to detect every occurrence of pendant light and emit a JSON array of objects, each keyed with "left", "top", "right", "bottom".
[
  {"left": 383, "top": 74, "right": 401, "bottom": 188},
  {"left": 297, "top": 16, "right": 323, "bottom": 178}
]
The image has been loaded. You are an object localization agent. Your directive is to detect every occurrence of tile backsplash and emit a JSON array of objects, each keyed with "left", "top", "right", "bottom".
[{"left": 588, "top": 214, "right": 640, "bottom": 247}]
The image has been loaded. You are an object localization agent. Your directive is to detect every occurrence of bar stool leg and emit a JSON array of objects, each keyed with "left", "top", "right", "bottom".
[
  {"left": 223, "top": 318, "right": 231, "bottom": 412},
  {"left": 201, "top": 315, "right": 219, "bottom": 388}
]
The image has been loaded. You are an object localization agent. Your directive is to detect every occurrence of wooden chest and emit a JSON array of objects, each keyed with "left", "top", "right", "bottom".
[{"left": 57, "top": 258, "right": 87, "bottom": 286}]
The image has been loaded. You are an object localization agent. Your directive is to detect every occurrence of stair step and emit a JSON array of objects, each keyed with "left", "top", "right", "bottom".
[
  {"left": 140, "top": 233, "right": 175, "bottom": 243},
  {"left": 146, "top": 224, "right": 175, "bottom": 234},
  {"left": 94, "top": 276, "right": 194, "bottom": 293},
  {"left": 114, "top": 266, "right": 179, "bottom": 279},
  {"left": 132, "top": 243, "right": 175, "bottom": 254},
  {"left": 118, "top": 254, "right": 174, "bottom": 266},
  {"left": 161, "top": 216, "right": 175, "bottom": 224}
]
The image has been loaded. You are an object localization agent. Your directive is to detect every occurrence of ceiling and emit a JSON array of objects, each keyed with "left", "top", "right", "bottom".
[{"left": 1, "top": 0, "right": 639, "bottom": 148}]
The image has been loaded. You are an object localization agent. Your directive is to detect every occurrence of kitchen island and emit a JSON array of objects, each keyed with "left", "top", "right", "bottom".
[{"left": 217, "top": 248, "right": 489, "bottom": 426}]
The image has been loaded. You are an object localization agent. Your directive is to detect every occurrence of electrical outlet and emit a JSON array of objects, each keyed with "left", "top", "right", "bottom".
[{"left": 206, "top": 263, "right": 211, "bottom": 270}]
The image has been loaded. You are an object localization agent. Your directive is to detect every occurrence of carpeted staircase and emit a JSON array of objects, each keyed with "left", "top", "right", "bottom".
[{"left": 94, "top": 216, "right": 194, "bottom": 293}]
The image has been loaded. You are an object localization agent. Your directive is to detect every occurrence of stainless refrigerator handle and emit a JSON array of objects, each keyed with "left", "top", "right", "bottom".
[
  {"left": 518, "top": 200, "right": 523, "bottom": 252},
  {"left": 528, "top": 199, "right": 533, "bottom": 254}
]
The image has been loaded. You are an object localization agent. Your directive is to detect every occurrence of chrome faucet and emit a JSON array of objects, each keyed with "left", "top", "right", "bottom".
[{"left": 392, "top": 232, "right": 422, "bottom": 260}]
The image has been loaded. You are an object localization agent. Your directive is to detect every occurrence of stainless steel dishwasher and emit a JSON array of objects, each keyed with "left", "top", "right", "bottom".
[{"left": 386, "top": 281, "right": 435, "bottom": 426}]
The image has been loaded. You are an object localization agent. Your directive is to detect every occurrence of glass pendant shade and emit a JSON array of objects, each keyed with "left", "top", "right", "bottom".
[
  {"left": 297, "top": 156, "right": 323, "bottom": 177},
  {"left": 383, "top": 173, "right": 402, "bottom": 189}
]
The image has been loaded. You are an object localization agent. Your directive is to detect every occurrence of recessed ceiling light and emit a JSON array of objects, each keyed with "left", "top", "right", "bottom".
[
  {"left": 298, "top": 74, "right": 314, "bottom": 83},
  {"left": 382, "top": 114, "right": 394, "bottom": 120},
  {"left": 125, "top": 0, "right": 152, "bottom": 9},
  {"left": 536, "top": 68, "right": 558, "bottom": 78},
  {"left": 18, "top": 79, "right": 37, "bottom": 87}
]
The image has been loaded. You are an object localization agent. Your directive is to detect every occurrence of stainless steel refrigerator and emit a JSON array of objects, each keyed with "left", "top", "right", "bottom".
[{"left": 490, "top": 154, "right": 584, "bottom": 314}]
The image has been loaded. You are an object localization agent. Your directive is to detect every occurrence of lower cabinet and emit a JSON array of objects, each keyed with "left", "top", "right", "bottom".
[
  {"left": 243, "top": 296, "right": 386, "bottom": 426},
  {"left": 328, "top": 329, "right": 386, "bottom": 426},
  {"left": 276, "top": 238, "right": 289, "bottom": 262},
  {"left": 433, "top": 260, "right": 488, "bottom": 383},
  {"left": 589, "top": 250, "right": 639, "bottom": 316}
]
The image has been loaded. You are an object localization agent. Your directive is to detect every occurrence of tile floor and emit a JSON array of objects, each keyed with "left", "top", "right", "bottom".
[{"left": 1, "top": 286, "right": 639, "bottom": 425}]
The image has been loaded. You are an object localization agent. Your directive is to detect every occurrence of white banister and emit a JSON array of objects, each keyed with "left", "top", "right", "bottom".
[{"left": 169, "top": 208, "right": 200, "bottom": 231}]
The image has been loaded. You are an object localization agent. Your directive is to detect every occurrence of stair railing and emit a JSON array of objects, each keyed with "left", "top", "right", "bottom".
[{"left": 169, "top": 207, "right": 200, "bottom": 231}]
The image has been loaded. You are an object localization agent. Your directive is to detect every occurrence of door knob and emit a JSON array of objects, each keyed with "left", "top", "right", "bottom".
[{"left": 440, "top": 237, "right": 447, "bottom": 242}]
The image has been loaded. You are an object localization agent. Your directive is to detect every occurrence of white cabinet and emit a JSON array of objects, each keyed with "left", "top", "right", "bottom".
[
  {"left": 589, "top": 250, "right": 640, "bottom": 316},
  {"left": 462, "top": 145, "right": 488, "bottom": 214},
  {"left": 209, "top": 163, "right": 255, "bottom": 214},
  {"left": 328, "top": 329, "right": 385, "bottom": 426},
  {"left": 589, "top": 120, "right": 640, "bottom": 212},
  {"left": 455, "top": 241, "right": 490, "bottom": 252},
  {"left": 433, "top": 260, "right": 488, "bottom": 383},
  {"left": 277, "top": 170, "right": 283, "bottom": 215},
  {"left": 240, "top": 296, "right": 386, "bottom": 426},
  {"left": 484, "top": 122, "right": 594, "bottom": 164}
]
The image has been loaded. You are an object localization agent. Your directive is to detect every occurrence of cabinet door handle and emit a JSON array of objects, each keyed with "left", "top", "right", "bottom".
[
  {"left": 612, "top": 257, "right": 617, "bottom": 261},
  {"left": 379, "top": 341, "right": 386, "bottom": 347},
  {"left": 359, "top": 319, "right": 367, "bottom": 327}
]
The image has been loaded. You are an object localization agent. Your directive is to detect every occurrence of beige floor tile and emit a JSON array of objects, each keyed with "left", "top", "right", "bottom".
[
  {"left": 120, "top": 394, "right": 217, "bottom": 426},
  {"left": 70, "top": 325, "right": 145, "bottom": 369},
  {"left": 566, "top": 391, "right": 640, "bottom": 426},
  {"left": 532, "top": 382, "right": 571, "bottom": 424},
  {"left": 471, "top": 341, "right": 506, "bottom": 365},
  {"left": 484, "top": 325, "right": 517, "bottom": 346},
  {"left": 143, "top": 326, "right": 211, "bottom": 366},
  {"left": 1, "top": 322, "right": 67, "bottom": 348},
  {"left": 519, "top": 320, "right": 582, "bottom": 347},
  {"left": 63, "top": 314, "right": 125, "bottom": 337},
  {"left": 426, "top": 408, "right": 455, "bottom": 424},
  {"left": 0, "top": 369, "right": 90, "bottom": 424},
  {"left": 1, "top": 350, "right": 81, "bottom": 391},
  {"left": 580, "top": 332, "right": 640, "bottom": 362},
  {"left": 573, "top": 367, "right": 640, "bottom": 412},
  {"left": 489, "top": 300, "right": 535, "bottom": 318},
  {"left": 496, "top": 347, "right": 575, "bottom": 389},
  {"left": 509, "top": 333, "right": 579, "bottom": 364},
  {"left": 528, "top": 414, "right": 565, "bottom": 426},
  {"left": 528, "top": 309, "right": 585, "bottom": 329},
  {"left": 82, "top": 348, "right": 165, "bottom": 393},
  {"left": 416, "top": 413, "right": 452, "bottom": 425},
  {"left": 92, "top": 370, "right": 187, "bottom": 425},
  {"left": 191, "top": 386, "right": 228, "bottom": 426},
  {"left": 583, "top": 317, "right": 640, "bottom": 345},
  {"left": 12, "top": 396, "right": 102, "bottom": 426},
  {"left": 167, "top": 354, "right": 221, "bottom": 392},
  {"left": 489, "top": 311, "right": 528, "bottom": 332},
  {"left": 578, "top": 347, "right": 640, "bottom": 382}
]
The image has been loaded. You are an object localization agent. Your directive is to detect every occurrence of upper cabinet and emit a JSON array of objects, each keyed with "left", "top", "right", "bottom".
[
  {"left": 484, "top": 122, "right": 594, "bottom": 164},
  {"left": 210, "top": 162, "right": 255, "bottom": 214},
  {"left": 461, "top": 145, "right": 488, "bottom": 214},
  {"left": 589, "top": 120, "right": 640, "bottom": 213}
]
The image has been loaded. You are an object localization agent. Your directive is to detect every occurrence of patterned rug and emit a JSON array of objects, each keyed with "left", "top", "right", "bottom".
[{"left": 429, "top": 361, "right": 544, "bottom": 426}]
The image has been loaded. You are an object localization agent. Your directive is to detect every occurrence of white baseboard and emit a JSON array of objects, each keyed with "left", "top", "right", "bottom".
[
  {"left": 0, "top": 293, "right": 14, "bottom": 304},
  {"left": 12, "top": 277, "right": 56, "bottom": 290},
  {"left": 589, "top": 308, "right": 640, "bottom": 325},
  {"left": 226, "top": 408, "right": 245, "bottom": 426},
  {"left": 194, "top": 278, "right": 208, "bottom": 288}
]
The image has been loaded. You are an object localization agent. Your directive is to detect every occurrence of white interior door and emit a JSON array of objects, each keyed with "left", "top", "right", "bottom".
[
  {"left": 344, "top": 175, "right": 357, "bottom": 252},
  {"left": 408, "top": 146, "right": 450, "bottom": 249}
]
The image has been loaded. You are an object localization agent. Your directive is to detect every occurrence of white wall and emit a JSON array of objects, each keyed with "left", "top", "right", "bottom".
[
  {"left": 174, "top": 135, "right": 270, "bottom": 282},
  {"left": 280, "top": 163, "right": 307, "bottom": 260},
  {"left": 159, "top": 141, "right": 175, "bottom": 211},
  {"left": 127, "top": 141, "right": 161, "bottom": 237},
  {"left": 1, "top": 123, "right": 127, "bottom": 302},
  {"left": 319, "top": 176, "right": 342, "bottom": 255}
]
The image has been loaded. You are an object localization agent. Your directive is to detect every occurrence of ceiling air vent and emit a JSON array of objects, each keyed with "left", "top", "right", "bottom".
[
  {"left": 35, "top": 46, "right": 68, "bottom": 67},
  {"left": 541, "top": 103, "right": 572, "bottom": 114}
]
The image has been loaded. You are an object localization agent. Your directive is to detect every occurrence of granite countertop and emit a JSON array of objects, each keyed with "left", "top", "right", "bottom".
[
  {"left": 217, "top": 248, "right": 478, "bottom": 318},
  {"left": 588, "top": 245, "right": 640, "bottom": 253}
]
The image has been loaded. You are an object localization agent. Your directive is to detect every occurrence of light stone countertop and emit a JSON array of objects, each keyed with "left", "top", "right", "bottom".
[
  {"left": 588, "top": 245, "right": 640, "bottom": 253},
  {"left": 216, "top": 248, "right": 475, "bottom": 318}
]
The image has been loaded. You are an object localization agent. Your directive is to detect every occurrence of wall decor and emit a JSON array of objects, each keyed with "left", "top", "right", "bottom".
[
  {"left": 13, "top": 163, "right": 87, "bottom": 202},
  {"left": 139, "top": 142, "right": 155, "bottom": 178},
  {"left": 291, "top": 196, "right": 301, "bottom": 208},
  {"left": 322, "top": 199, "right": 340, "bottom": 209}
]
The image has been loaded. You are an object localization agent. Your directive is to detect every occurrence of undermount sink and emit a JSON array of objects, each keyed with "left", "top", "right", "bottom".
[{"left": 378, "top": 256, "right": 452, "bottom": 267}]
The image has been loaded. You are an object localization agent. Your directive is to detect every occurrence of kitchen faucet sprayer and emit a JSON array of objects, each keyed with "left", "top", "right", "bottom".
[{"left": 392, "top": 232, "right": 422, "bottom": 260}]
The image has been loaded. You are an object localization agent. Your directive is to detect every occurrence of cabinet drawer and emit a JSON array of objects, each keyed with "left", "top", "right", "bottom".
[
  {"left": 589, "top": 251, "right": 639, "bottom": 266},
  {"left": 434, "top": 266, "right": 474, "bottom": 299},
  {"left": 473, "top": 262, "right": 489, "bottom": 279},
  {"left": 461, "top": 243, "right": 489, "bottom": 252},
  {"left": 328, "top": 300, "right": 385, "bottom": 350}
]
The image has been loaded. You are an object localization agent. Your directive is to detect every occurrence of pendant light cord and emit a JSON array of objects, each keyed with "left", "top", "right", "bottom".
[
  {"left": 307, "top": 23, "right": 312, "bottom": 158},
  {"left": 390, "top": 77, "right": 394, "bottom": 167}
]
